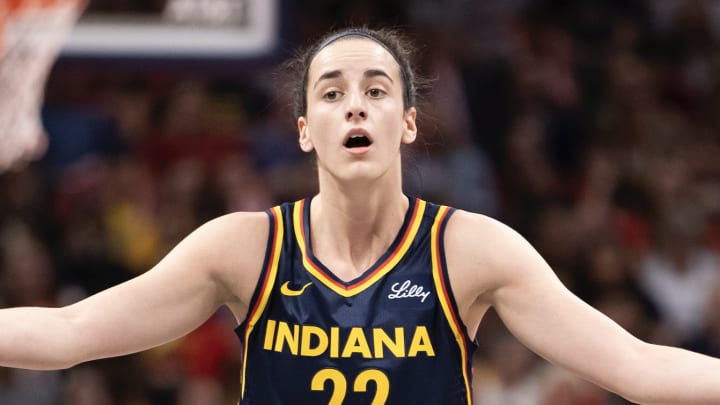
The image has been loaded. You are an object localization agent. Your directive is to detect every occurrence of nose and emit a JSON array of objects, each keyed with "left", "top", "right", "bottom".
[
  {"left": 346, "top": 109, "right": 366, "bottom": 120},
  {"left": 345, "top": 92, "right": 367, "bottom": 121}
]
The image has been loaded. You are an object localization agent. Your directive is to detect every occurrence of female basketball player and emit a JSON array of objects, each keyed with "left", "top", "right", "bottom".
[{"left": 1, "top": 27, "right": 720, "bottom": 404}]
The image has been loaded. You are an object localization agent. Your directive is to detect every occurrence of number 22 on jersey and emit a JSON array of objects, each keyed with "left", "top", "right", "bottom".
[{"left": 311, "top": 368, "right": 389, "bottom": 405}]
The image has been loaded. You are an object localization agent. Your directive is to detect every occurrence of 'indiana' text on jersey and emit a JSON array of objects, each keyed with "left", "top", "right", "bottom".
[{"left": 236, "top": 197, "right": 478, "bottom": 404}]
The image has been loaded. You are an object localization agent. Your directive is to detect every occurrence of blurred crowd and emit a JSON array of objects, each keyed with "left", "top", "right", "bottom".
[{"left": 2, "top": 0, "right": 720, "bottom": 404}]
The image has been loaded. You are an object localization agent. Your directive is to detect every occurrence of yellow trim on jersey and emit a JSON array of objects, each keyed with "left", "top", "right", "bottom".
[
  {"left": 293, "top": 198, "right": 426, "bottom": 298},
  {"left": 431, "top": 205, "right": 473, "bottom": 404},
  {"left": 241, "top": 206, "right": 284, "bottom": 399}
]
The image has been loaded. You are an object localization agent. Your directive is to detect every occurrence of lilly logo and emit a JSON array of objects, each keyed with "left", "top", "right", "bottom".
[
  {"left": 387, "top": 280, "right": 431, "bottom": 303},
  {"left": 280, "top": 281, "right": 313, "bottom": 297}
]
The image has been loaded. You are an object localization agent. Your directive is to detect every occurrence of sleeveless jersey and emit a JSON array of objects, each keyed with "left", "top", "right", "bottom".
[{"left": 235, "top": 197, "right": 478, "bottom": 404}]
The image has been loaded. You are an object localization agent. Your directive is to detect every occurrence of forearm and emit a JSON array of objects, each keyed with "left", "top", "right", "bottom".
[
  {"left": 621, "top": 343, "right": 720, "bottom": 405},
  {"left": 0, "top": 306, "right": 79, "bottom": 370}
]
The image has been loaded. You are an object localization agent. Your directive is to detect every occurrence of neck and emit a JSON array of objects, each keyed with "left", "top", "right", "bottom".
[{"left": 310, "top": 172, "right": 409, "bottom": 280}]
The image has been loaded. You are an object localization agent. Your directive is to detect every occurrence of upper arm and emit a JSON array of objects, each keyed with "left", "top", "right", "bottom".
[
  {"left": 59, "top": 211, "right": 269, "bottom": 365},
  {"left": 446, "top": 211, "right": 643, "bottom": 394}
]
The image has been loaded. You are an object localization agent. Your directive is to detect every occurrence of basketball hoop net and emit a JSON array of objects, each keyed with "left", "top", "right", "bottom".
[{"left": 0, "top": 0, "right": 85, "bottom": 172}]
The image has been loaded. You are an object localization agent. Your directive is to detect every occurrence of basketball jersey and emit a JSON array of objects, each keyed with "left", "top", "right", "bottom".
[{"left": 235, "top": 197, "right": 478, "bottom": 404}]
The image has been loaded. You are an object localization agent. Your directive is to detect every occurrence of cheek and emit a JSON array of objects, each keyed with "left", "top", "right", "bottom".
[
  {"left": 306, "top": 100, "right": 336, "bottom": 125},
  {"left": 307, "top": 111, "right": 331, "bottom": 132},
  {"left": 381, "top": 110, "right": 408, "bottom": 136},
  {"left": 305, "top": 113, "right": 333, "bottom": 148}
]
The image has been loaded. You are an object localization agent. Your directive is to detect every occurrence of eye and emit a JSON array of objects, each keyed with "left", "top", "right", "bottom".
[
  {"left": 323, "top": 90, "right": 341, "bottom": 101},
  {"left": 366, "top": 88, "right": 386, "bottom": 98}
]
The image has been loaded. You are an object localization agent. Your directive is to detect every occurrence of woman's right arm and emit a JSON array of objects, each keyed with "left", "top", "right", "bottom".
[{"left": 0, "top": 211, "right": 269, "bottom": 370}]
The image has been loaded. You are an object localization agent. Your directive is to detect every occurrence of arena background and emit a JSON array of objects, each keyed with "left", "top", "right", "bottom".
[{"left": 2, "top": 0, "right": 720, "bottom": 404}]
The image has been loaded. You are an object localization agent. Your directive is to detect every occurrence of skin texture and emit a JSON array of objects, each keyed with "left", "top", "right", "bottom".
[
  {"left": 297, "top": 38, "right": 417, "bottom": 279},
  {"left": 1, "top": 35, "right": 720, "bottom": 405}
]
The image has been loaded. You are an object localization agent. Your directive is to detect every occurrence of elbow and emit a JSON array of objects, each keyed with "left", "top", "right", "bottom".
[
  {"left": 12, "top": 340, "right": 82, "bottom": 371},
  {"left": 30, "top": 358, "right": 79, "bottom": 371},
  {"left": 49, "top": 349, "right": 84, "bottom": 370},
  {"left": 605, "top": 341, "right": 660, "bottom": 404},
  {"left": 47, "top": 308, "right": 91, "bottom": 370},
  {"left": 2, "top": 307, "right": 89, "bottom": 370}
]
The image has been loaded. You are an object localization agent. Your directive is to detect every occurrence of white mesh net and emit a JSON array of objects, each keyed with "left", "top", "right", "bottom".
[{"left": 0, "top": 0, "right": 84, "bottom": 172}]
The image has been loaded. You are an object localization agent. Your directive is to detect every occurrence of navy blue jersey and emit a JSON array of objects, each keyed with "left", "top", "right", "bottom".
[{"left": 236, "top": 197, "right": 477, "bottom": 404}]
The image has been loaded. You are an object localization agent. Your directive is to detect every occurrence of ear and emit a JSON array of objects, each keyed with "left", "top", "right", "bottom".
[
  {"left": 297, "top": 116, "right": 314, "bottom": 152},
  {"left": 401, "top": 107, "right": 417, "bottom": 144}
]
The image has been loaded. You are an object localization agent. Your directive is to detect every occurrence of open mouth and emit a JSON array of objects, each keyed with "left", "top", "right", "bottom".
[{"left": 344, "top": 135, "right": 372, "bottom": 148}]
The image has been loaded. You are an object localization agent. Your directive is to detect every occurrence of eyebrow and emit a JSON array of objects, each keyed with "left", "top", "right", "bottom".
[
  {"left": 365, "top": 69, "right": 394, "bottom": 83},
  {"left": 313, "top": 69, "right": 394, "bottom": 89}
]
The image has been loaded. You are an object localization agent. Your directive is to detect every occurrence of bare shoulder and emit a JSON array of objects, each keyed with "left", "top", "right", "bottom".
[
  {"left": 190, "top": 208, "right": 269, "bottom": 255},
  {"left": 443, "top": 210, "right": 546, "bottom": 306},
  {"left": 445, "top": 210, "right": 534, "bottom": 276},
  {"left": 169, "top": 210, "right": 271, "bottom": 309}
]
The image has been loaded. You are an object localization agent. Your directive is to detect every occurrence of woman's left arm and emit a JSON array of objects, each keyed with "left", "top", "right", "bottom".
[{"left": 448, "top": 211, "right": 720, "bottom": 404}]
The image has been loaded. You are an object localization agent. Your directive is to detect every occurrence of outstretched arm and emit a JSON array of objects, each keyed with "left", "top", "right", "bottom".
[
  {"left": 447, "top": 211, "right": 720, "bottom": 404},
  {"left": 0, "top": 211, "right": 268, "bottom": 370}
]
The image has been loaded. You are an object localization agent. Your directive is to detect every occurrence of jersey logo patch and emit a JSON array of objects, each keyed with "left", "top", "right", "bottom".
[
  {"left": 388, "top": 279, "right": 431, "bottom": 302},
  {"left": 280, "top": 281, "right": 313, "bottom": 296},
  {"left": 383, "top": 275, "right": 435, "bottom": 309}
]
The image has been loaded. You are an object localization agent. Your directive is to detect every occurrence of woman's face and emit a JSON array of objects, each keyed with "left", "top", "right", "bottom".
[{"left": 298, "top": 37, "right": 417, "bottom": 184}]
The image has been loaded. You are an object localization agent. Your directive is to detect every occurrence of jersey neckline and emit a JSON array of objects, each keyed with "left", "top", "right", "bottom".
[{"left": 292, "top": 196, "right": 426, "bottom": 297}]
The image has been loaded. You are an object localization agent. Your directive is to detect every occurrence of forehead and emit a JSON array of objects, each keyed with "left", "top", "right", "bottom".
[{"left": 307, "top": 37, "right": 402, "bottom": 83}]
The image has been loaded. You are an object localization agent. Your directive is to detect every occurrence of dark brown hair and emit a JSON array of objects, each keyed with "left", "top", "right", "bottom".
[{"left": 284, "top": 27, "right": 421, "bottom": 119}]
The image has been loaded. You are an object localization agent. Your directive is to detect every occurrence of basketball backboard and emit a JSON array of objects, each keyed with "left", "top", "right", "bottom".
[{"left": 61, "top": 0, "right": 279, "bottom": 58}]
